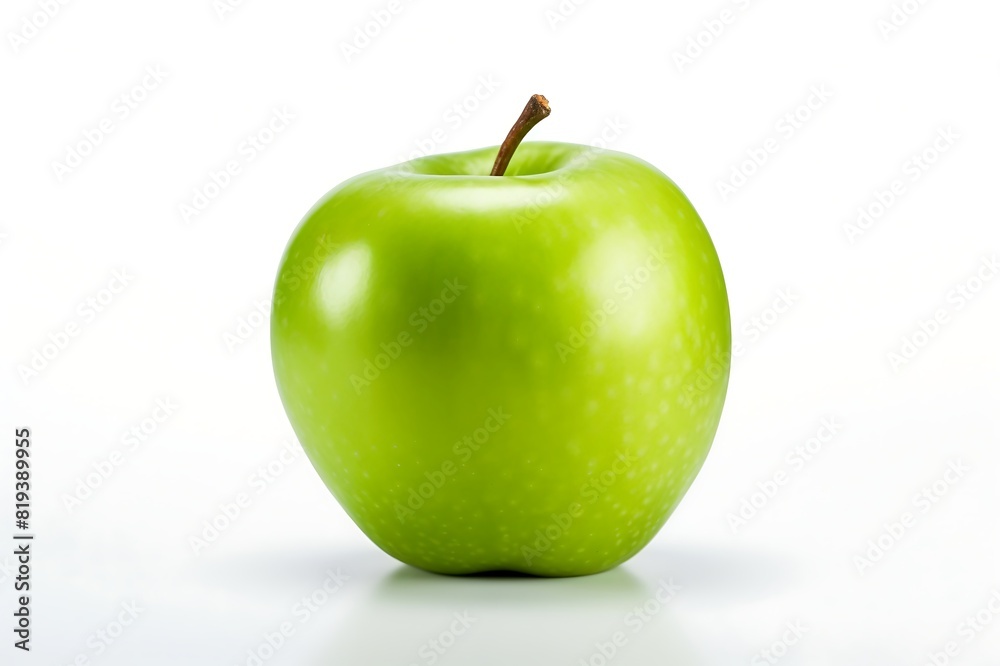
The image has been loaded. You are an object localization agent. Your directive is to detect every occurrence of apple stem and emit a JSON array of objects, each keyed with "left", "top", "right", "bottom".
[{"left": 490, "top": 94, "right": 551, "bottom": 176}]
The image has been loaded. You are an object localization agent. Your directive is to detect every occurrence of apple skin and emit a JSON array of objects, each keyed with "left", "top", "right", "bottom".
[{"left": 271, "top": 141, "right": 730, "bottom": 576}]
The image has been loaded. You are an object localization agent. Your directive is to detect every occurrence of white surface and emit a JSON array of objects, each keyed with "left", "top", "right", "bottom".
[{"left": 2, "top": 0, "right": 999, "bottom": 663}]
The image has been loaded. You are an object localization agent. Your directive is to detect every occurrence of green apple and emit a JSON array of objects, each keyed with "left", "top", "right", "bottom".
[{"left": 271, "top": 96, "right": 730, "bottom": 576}]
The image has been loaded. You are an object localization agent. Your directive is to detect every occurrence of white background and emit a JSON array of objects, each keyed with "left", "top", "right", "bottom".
[{"left": 2, "top": 0, "right": 999, "bottom": 664}]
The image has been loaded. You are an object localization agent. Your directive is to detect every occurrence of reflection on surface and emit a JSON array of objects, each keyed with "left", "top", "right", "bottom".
[
  {"left": 304, "top": 544, "right": 736, "bottom": 666},
  {"left": 196, "top": 543, "right": 798, "bottom": 665}
]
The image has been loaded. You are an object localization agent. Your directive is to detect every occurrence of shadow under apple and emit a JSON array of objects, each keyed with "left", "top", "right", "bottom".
[
  {"left": 301, "top": 542, "right": 796, "bottom": 666},
  {"left": 195, "top": 542, "right": 797, "bottom": 665}
]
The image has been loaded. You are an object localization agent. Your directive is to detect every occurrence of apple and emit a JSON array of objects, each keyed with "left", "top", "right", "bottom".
[{"left": 271, "top": 95, "right": 730, "bottom": 576}]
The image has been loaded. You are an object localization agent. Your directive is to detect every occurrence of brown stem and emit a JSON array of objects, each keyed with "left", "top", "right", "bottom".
[{"left": 490, "top": 94, "right": 551, "bottom": 176}]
